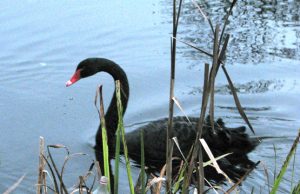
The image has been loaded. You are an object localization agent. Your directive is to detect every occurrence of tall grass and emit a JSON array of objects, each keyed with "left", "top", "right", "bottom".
[
  {"left": 34, "top": 130, "right": 299, "bottom": 194},
  {"left": 167, "top": 0, "right": 258, "bottom": 193},
  {"left": 35, "top": 137, "right": 97, "bottom": 194}
]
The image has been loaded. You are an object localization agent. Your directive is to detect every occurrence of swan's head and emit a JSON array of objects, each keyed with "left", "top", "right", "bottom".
[{"left": 66, "top": 59, "right": 98, "bottom": 87}]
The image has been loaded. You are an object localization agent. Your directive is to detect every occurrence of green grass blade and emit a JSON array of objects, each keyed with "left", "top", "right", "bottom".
[
  {"left": 290, "top": 143, "right": 297, "bottom": 191},
  {"left": 251, "top": 186, "right": 255, "bottom": 194},
  {"left": 270, "top": 129, "right": 300, "bottom": 194},
  {"left": 116, "top": 80, "right": 135, "bottom": 194},
  {"left": 172, "top": 162, "right": 187, "bottom": 193},
  {"left": 98, "top": 86, "right": 111, "bottom": 193},
  {"left": 140, "top": 129, "right": 146, "bottom": 194},
  {"left": 292, "top": 181, "right": 300, "bottom": 194},
  {"left": 114, "top": 119, "right": 121, "bottom": 194},
  {"left": 273, "top": 144, "right": 277, "bottom": 182}
]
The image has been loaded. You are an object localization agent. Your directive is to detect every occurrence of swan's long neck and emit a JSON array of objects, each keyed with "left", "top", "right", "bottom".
[{"left": 93, "top": 58, "right": 129, "bottom": 144}]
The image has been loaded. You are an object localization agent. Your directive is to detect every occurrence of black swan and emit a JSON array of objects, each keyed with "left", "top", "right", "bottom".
[{"left": 66, "top": 58, "right": 258, "bottom": 191}]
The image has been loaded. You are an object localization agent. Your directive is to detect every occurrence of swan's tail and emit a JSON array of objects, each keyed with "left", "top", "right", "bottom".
[{"left": 200, "top": 116, "right": 259, "bottom": 184}]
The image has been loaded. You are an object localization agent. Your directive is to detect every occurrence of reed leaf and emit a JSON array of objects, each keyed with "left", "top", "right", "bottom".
[
  {"left": 46, "top": 145, "right": 69, "bottom": 194},
  {"left": 114, "top": 105, "right": 121, "bottom": 194},
  {"left": 272, "top": 144, "right": 277, "bottom": 182},
  {"left": 155, "top": 161, "right": 168, "bottom": 193},
  {"left": 221, "top": 65, "right": 255, "bottom": 134},
  {"left": 216, "top": 34, "right": 230, "bottom": 72},
  {"left": 140, "top": 129, "right": 146, "bottom": 194},
  {"left": 78, "top": 162, "right": 97, "bottom": 192},
  {"left": 174, "top": 0, "right": 183, "bottom": 36},
  {"left": 172, "top": 137, "right": 187, "bottom": 163},
  {"left": 226, "top": 161, "right": 260, "bottom": 193},
  {"left": 219, "top": 0, "right": 237, "bottom": 46},
  {"left": 172, "top": 161, "right": 187, "bottom": 193},
  {"left": 200, "top": 138, "right": 231, "bottom": 183},
  {"left": 174, "top": 38, "right": 213, "bottom": 58},
  {"left": 116, "top": 80, "right": 135, "bottom": 194},
  {"left": 40, "top": 169, "right": 58, "bottom": 192},
  {"left": 251, "top": 187, "right": 255, "bottom": 194},
  {"left": 97, "top": 85, "right": 111, "bottom": 193},
  {"left": 270, "top": 129, "right": 300, "bottom": 194},
  {"left": 166, "top": 138, "right": 175, "bottom": 193},
  {"left": 291, "top": 142, "right": 297, "bottom": 191},
  {"left": 172, "top": 97, "right": 191, "bottom": 125},
  {"left": 202, "top": 153, "right": 232, "bottom": 167},
  {"left": 42, "top": 154, "right": 59, "bottom": 193},
  {"left": 60, "top": 153, "right": 87, "bottom": 192},
  {"left": 292, "top": 181, "right": 300, "bottom": 194},
  {"left": 3, "top": 174, "right": 26, "bottom": 194},
  {"left": 192, "top": 0, "right": 214, "bottom": 34}
]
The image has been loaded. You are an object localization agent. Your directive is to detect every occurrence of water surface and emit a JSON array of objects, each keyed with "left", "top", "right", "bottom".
[{"left": 0, "top": 0, "right": 299, "bottom": 193}]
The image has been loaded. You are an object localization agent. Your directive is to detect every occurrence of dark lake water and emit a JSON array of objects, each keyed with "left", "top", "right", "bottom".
[{"left": 0, "top": 0, "right": 299, "bottom": 193}]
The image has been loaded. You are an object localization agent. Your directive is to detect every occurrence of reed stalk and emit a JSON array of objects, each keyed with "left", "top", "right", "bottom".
[
  {"left": 181, "top": 25, "right": 221, "bottom": 194},
  {"left": 179, "top": 1, "right": 256, "bottom": 192},
  {"left": 37, "top": 136, "right": 46, "bottom": 194},
  {"left": 167, "top": 0, "right": 183, "bottom": 193},
  {"left": 196, "top": 63, "right": 210, "bottom": 193},
  {"left": 209, "top": 24, "right": 220, "bottom": 132}
]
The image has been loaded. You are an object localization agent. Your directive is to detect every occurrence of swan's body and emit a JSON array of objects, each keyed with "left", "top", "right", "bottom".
[
  {"left": 125, "top": 116, "right": 257, "bottom": 182},
  {"left": 67, "top": 58, "right": 258, "bottom": 191}
]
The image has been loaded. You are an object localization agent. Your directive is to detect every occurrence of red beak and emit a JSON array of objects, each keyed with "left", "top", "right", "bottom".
[{"left": 66, "top": 69, "right": 81, "bottom": 87}]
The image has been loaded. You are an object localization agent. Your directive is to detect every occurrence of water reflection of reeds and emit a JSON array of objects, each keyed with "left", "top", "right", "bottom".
[
  {"left": 161, "top": 0, "right": 300, "bottom": 64},
  {"left": 188, "top": 79, "right": 286, "bottom": 95}
]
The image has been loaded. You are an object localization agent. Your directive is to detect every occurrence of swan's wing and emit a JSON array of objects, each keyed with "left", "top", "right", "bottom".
[
  {"left": 125, "top": 117, "right": 196, "bottom": 168},
  {"left": 124, "top": 116, "right": 259, "bottom": 183}
]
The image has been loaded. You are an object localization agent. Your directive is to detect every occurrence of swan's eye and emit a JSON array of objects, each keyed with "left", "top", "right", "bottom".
[{"left": 79, "top": 67, "right": 91, "bottom": 78}]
